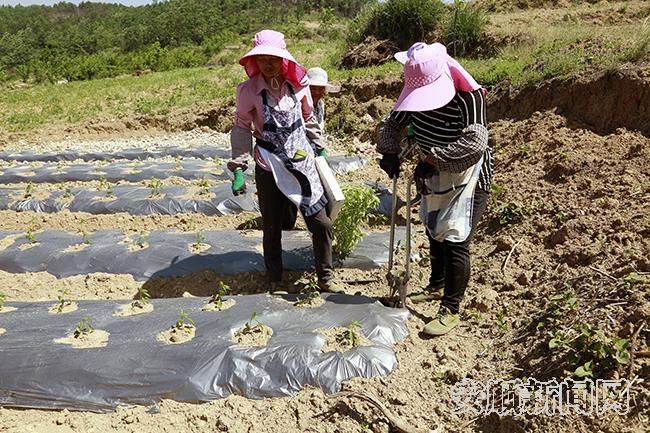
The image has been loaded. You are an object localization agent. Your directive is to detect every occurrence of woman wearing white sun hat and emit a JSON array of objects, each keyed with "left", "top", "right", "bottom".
[
  {"left": 377, "top": 42, "right": 493, "bottom": 336},
  {"left": 306, "top": 67, "right": 340, "bottom": 156},
  {"left": 228, "top": 30, "right": 341, "bottom": 293}
]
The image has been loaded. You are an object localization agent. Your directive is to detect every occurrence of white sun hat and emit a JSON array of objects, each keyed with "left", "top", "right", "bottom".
[{"left": 307, "top": 67, "right": 341, "bottom": 93}]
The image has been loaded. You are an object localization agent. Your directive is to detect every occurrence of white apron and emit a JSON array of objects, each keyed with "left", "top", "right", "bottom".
[{"left": 255, "top": 85, "right": 327, "bottom": 217}]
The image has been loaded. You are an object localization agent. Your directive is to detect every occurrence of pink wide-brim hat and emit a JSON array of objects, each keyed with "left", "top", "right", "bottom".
[
  {"left": 239, "top": 30, "right": 308, "bottom": 87},
  {"left": 393, "top": 42, "right": 481, "bottom": 112}
]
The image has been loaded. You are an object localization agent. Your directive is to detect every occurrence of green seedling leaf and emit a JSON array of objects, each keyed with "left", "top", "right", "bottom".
[
  {"left": 574, "top": 361, "right": 594, "bottom": 378},
  {"left": 73, "top": 317, "right": 94, "bottom": 338},
  {"left": 148, "top": 177, "right": 163, "bottom": 197},
  {"left": 174, "top": 308, "right": 195, "bottom": 330},
  {"left": 56, "top": 288, "right": 70, "bottom": 313},
  {"left": 131, "top": 286, "right": 150, "bottom": 309}
]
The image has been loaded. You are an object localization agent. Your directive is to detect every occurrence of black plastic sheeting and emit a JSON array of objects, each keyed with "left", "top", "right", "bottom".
[
  {"left": 0, "top": 155, "right": 367, "bottom": 184},
  {"left": 0, "top": 145, "right": 229, "bottom": 163},
  {"left": 0, "top": 184, "right": 258, "bottom": 216},
  {"left": 0, "top": 294, "right": 409, "bottom": 412},
  {"left": 0, "top": 178, "right": 393, "bottom": 219},
  {"left": 0, "top": 228, "right": 408, "bottom": 281}
]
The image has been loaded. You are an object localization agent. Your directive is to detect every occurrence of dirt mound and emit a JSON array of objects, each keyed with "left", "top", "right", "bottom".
[
  {"left": 464, "top": 31, "right": 535, "bottom": 58},
  {"left": 340, "top": 37, "right": 399, "bottom": 69},
  {"left": 488, "top": 65, "right": 650, "bottom": 136}
]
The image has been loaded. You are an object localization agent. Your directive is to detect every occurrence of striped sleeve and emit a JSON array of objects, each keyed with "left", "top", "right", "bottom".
[
  {"left": 428, "top": 89, "right": 489, "bottom": 173},
  {"left": 376, "top": 110, "right": 411, "bottom": 154},
  {"left": 456, "top": 89, "right": 487, "bottom": 127},
  {"left": 428, "top": 124, "right": 488, "bottom": 173}
]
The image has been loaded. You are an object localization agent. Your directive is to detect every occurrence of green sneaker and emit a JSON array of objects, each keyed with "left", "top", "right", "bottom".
[
  {"left": 423, "top": 306, "right": 460, "bottom": 336},
  {"left": 317, "top": 279, "right": 345, "bottom": 294},
  {"left": 408, "top": 287, "right": 444, "bottom": 304}
]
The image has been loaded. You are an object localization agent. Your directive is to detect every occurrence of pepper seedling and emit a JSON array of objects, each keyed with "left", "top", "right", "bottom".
[
  {"left": 196, "top": 176, "right": 210, "bottom": 196},
  {"left": 174, "top": 309, "right": 195, "bottom": 331},
  {"left": 209, "top": 281, "right": 230, "bottom": 309},
  {"left": 345, "top": 320, "right": 362, "bottom": 347},
  {"left": 148, "top": 177, "right": 163, "bottom": 197},
  {"left": 73, "top": 317, "right": 94, "bottom": 338},
  {"left": 295, "top": 277, "right": 320, "bottom": 306},
  {"left": 56, "top": 288, "right": 71, "bottom": 313},
  {"left": 78, "top": 220, "right": 91, "bottom": 245},
  {"left": 24, "top": 181, "right": 34, "bottom": 199},
  {"left": 234, "top": 311, "right": 263, "bottom": 338},
  {"left": 131, "top": 286, "right": 150, "bottom": 309},
  {"left": 193, "top": 230, "right": 205, "bottom": 249},
  {"left": 25, "top": 228, "right": 37, "bottom": 243},
  {"left": 134, "top": 230, "right": 149, "bottom": 249},
  {"left": 98, "top": 175, "right": 110, "bottom": 191}
]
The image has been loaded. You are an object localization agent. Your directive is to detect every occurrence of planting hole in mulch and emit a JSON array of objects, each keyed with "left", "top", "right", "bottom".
[
  {"left": 63, "top": 243, "right": 90, "bottom": 253},
  {"left": 232, "top": 316, "right": 273, "bottom": 348},
  {"left": 157, "top": 324, "right": 196, "bottom": 345},
  {"left": 189, "top": 242, "right": 211, "bottom": 254},
  {"left": 201, "top": 298, "right": 235, "bottom": 312},
  {"left": 48, "top": 301, "right": 78, "bottom": 314},
  {"left": 316, "top": 325, "right": 373, "bottom": 353},
  {"left": 113, "top": 302, "right": 154, "bottom": 317},
  {"left": 54, "top": 329, "right": 110, "bottom": 349},
  {"left": 18, "top": 242, "right": 40, "bottom": 252}
]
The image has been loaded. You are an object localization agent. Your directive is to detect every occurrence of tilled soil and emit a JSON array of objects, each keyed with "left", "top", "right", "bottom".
[{"left": 0, "top": 107, "right": 647, "bottom": 433}]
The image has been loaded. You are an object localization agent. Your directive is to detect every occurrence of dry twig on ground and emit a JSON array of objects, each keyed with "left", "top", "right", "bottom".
[{"left": 329, "top": 390, "right": 431, "bottom": 433}]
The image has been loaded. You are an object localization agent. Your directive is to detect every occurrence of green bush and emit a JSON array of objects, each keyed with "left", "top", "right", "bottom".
[
  {"left": 348, "top": 0, "right": 446, "bottom": 49},
  {"left": 443, "top": 1, "right": 488, "bottom": 57},
  {"left": 333, "top": 184, "right": 379, "bottom": 255}
]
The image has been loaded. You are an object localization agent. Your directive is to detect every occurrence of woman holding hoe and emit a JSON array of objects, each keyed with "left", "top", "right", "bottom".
[
  {"left": 377, "top": 42, "right": 493, "bottom": 336},
  {"left": 228, "top": 30, "right": 341, "bottom": 293}
]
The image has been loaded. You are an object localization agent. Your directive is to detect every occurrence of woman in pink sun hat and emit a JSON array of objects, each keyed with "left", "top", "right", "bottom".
[
  {"left": 377, "top": 42, "right": 493, "bottom": 336},
  {"left": 228, "top": 29, "right": 341, "bottom": 293}
]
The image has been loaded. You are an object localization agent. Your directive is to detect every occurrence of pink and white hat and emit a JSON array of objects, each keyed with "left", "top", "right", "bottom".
[
  {"left": 239, "top": 30, "right": 308, "bottom": 88},
  {"left": 393, "top": 42, "right": 481, "bottom": 112}
]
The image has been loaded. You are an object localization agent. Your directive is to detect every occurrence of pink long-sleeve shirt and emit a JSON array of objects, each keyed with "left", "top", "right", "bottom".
[
  {"left": 233, "top": 74, "right": 313, "bottom": 135},
  {"left": 230, "top": 74, "right": 323, "bottom": 171}
]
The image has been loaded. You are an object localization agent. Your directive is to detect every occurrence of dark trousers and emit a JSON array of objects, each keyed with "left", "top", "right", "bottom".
[
  {"left": 427, "top": 188, "right": 490, "bottom": 314},
  {"left": 255, "top": 167, "right": 334, "bottom": 282}
]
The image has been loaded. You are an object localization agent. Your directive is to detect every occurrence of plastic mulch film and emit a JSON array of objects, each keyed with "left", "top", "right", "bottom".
[
  {"left": 0, "top": 184, "right": 259, "bottom": 216},
  {"left": 0, "top": 294, "right": 409, "bottom": 412},
  {"left": 0, "top": 155, "right": 367, "bottom": 185},
  {"left": 0, "top": 145, "right": 230, "bottom": 163},
  {"left": 0, "top": 228, "right": 409, "bottom": 280}
]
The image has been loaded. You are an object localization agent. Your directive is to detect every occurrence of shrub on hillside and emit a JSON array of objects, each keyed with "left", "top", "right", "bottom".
[
  {"left": 443, "top": 1, "right": 489, "bottom": 57},
  {"left": 348, "top": 0, "right": 447, "bottom": 50}
]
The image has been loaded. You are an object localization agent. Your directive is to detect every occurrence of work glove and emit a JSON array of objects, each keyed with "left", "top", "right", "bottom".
[
  {"left": 379, "top": 153, "right": 400, "bottom": 178},
  {"left": 317, "top": 148, "right": 327, "bottom": 158},
  {"left": 414, "top": 160, "right": 436, "bottom": 195},
  {"left": 231, "top": 168, "right": 246, "bottom": 196}
]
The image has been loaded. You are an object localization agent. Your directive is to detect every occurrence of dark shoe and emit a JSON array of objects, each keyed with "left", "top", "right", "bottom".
[{"left": 269, "top": 280, "right": 289, "bottom": 294}]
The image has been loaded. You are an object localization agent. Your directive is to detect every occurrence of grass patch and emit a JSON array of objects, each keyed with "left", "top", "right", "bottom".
[{"left": 0, "top": 1, "right": 648, "bottom": 134}]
